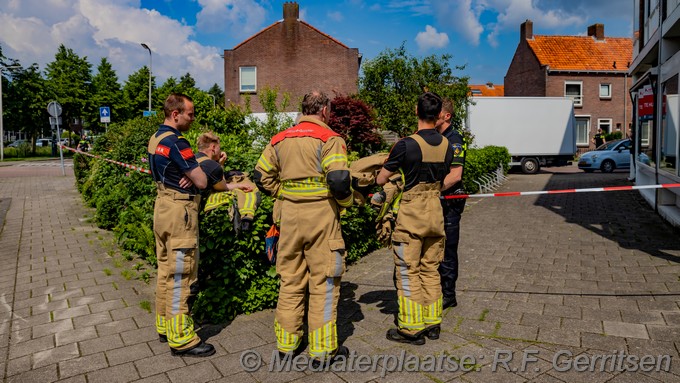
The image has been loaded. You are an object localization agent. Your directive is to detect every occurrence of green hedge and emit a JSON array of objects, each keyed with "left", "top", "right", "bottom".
[{"left": 463, "top": 146, "right": 511, "bottom": 194}]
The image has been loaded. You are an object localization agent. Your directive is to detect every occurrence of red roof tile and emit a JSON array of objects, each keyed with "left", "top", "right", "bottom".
[{"left": 527, "top": 35, "right": 632, "bottom": 71}]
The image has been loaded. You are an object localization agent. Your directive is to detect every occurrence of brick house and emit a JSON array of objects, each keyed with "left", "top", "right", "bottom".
[
  {"left": 504, "top": 20, "right": 633, "bottom": 151},
  {"left": 223, "top": 2, "right": 360, "bottom": 113}
]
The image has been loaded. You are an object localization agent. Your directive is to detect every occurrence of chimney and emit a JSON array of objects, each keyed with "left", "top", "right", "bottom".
[
  {"left": 486, "top": 82, "right": 494, "bottom": 88},
  {"left": 283, "top": 1, "right": 299, "bottom": 22},
  {"left": 587, "top": 23, "right": 605, "bottom": 41},
  {"left": 520, "top": 19, "right": 533, "bottom": 40}
]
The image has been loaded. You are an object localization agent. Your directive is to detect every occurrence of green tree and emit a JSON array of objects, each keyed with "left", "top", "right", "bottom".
[
  {"left": 178, "top": 73, "right": 196, "bottom": 91},
  {"left": 122, "top": 66, "right": 155, "bottom": 119},
  {"left": 358, "top": 43, "right": 469, "bottom": 138},
  {"left": 44, "top": 44, "right": 93, "bottom": 140},
  {"left": 5, "top": 63, "right": 49, "bottom": 151},
  {"left": 90, "top": 58, "right": 123, "bottom": 131},
  {"left": 208, "top": 83, "right": 224, "bottom": 107}
]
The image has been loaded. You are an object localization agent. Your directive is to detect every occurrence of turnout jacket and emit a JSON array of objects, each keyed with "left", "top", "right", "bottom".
[{"left": 253, "top": 116, "right": 352, "bottom": 207}]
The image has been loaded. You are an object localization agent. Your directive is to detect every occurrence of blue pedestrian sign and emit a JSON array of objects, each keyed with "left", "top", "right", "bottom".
[{"left": 99, "top": 107, "right": 111, "bottom": 123}]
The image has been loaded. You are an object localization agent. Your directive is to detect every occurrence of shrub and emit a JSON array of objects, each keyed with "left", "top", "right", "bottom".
[{"left": 463, "top": 146, "right": 511, "bottom": 194}]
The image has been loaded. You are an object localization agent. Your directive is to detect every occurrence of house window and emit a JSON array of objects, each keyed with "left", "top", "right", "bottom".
[
  {"left": 565, "top": 81, "right": 583, "bottom": 107},
  {"left": 599, "top": 84, "right": 612, "bottom": 99},
  {"left": 598, "top": 118, "right": 612, "bottom": 133},
  {"left": 640, "top": 120, "right": 651, "bottom": 146},
  {"left": 575, "top": 117, "right": 590, "bottom": 146},
  {"left": 239, "top": 66, "right": 256, "bottom": 92}
]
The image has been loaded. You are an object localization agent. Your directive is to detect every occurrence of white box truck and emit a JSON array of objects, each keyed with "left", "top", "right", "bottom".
[{"left": 466, "top": 97, "right": 577, "bottom": 174}]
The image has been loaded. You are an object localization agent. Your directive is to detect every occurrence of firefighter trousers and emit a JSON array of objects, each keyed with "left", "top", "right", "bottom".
[
  {"left": 391, "top": 183, "right": 445, "bottom": 336},
  {"left": 153, "top": 186, "right": 201, "bottom": 350},
  {"left": 274, "top": 198, "right": 345, "bottom": 360}
]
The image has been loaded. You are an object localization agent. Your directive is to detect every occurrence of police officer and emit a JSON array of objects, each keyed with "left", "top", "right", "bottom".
[
  {"left": 253, "top": 91, "right": 352, "bottom": 364},
  {"left": 593, "top": 128, "right": 606, "bottom": 148},
  {"left": 147, "top": 93, "right": 214, "bottom": 357},
  {"left": 436, "top": 98, "right": 466, "bottom": 310},
  {"left": 377, "top": 92, "right": 458, "bottom": 345}
]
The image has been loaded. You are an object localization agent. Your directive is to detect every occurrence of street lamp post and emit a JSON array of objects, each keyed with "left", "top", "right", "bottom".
[
  {"left": 208, "top": 94, "right": 216, "bottom": 109},
  {"left": 140, "top": 43, "right": 152, "bottom": 114},
  {"left": 0, "top": 65, "right": 21, "bottom": 161}
]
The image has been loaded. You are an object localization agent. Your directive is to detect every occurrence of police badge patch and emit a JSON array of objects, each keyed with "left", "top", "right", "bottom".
[{"left": 452, "top": 143, "right": 463, "bottom": 156}]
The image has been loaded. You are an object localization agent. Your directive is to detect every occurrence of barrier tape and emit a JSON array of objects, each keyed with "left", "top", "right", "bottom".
[
  {"left": 442, "top": 183, "right": 680, "bottom": 199},
  {"left": 60, "top": 144, "right": 151, "bottom": 174},
  {"left": 62, "top": 144, "right": 680, "bottom": 199}
]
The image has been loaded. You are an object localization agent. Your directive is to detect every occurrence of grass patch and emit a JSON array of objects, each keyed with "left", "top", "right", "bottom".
[
  {"left": 120, "top": 269, "right": 135, "bottom": 280},
  {"left": 478, "top": 308, "right": 490, "bottom": 321},
  {"left": 103, "top": 268, "right": 112, "bottom": 276},
  {"left": 112, "top": 282, "right": 118, "bottom": 290},
  {"left": 139, "top": 301, "right": 152, "bottom": 313}
]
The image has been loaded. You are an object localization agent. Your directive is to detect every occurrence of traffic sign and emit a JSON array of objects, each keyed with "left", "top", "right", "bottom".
[
  {"left": 143, "top": 110, "right": 157, "bottom": 117},
  {"left": 100, "top": 106, "right": 111, "bottom": 123},
  {"left": 49, "top": 117, "right": 62, "bottom": 126},
  {"left": 47, "top": 101, "right": 62, "bottom": 117}
]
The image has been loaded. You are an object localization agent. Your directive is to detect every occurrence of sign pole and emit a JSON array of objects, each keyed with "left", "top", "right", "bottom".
[
  {"left": 48, "top": 101, "right": 65, "bottom": 175},
  {"left": 57, "top": 118, "right": 64, "bottom": 175}
]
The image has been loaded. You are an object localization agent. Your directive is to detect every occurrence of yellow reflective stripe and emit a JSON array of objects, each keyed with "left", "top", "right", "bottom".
[
  {"left": 281, "top": 177, "right": 329, "bottom": 197},
  {"left": 308, "top": 321, "right": 337, "bottom": 359},
  {"left": 167, "top": 314, "right": 196, "bottom": 348},
  {"left": 275, "top": 319, "right": 301, "bottom": 353},
  {"left": 257, "top": 155, "right": 273, "bottom": 172},
  {"left": 321, "top": 154, "right": 347, "bottom": 171},
  {"left": 240, "top": 192, "right": 256, "bottom": 215},
  {"left": 155, "top": 314, "right": 166, "bottom": 335},
  {"left": 423, "top": 297, "right": 443, "bottom": 325},
  {"left": 398, "top": 296, "right": 424, "bottom": 330},
  {"left": 337, "top": 194, "right": 353, "bottom": 208}
]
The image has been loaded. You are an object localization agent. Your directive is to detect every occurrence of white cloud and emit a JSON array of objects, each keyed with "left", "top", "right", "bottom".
[
  {"left": 0, "top": 0, "right": 224, "bottom": 89},
  {"left": 328, "top": 11, "right": 343, "bottom": 22},
  {"left": 415, "top": 25, "right": 449, "bottom": 51},
  {"left": 196, "top": 0, "right": 266, "bottom": 37},
  {"left": 432, "top": 0, "right": 484, "bottom": 46}
]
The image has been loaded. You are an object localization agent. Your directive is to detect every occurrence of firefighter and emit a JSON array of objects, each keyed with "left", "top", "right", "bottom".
[
  {"left": 376, "top": 92, "right": 459, "bottom": 345},
  {"left": 436, "top": 98, "right": 466, "bottom": 310},
  {"left": 147, "top": 93, "right": 214, "bottom": 357},
  {"left": 253, "top": 91, "right": 352, "bottom": 364},
  {"left": 195, "top": 132, "right": 253, "bottom": 199}
]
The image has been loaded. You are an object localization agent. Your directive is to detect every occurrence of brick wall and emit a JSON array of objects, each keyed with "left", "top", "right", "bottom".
[
  {"left": 504, "top": 41, "right": 546, "bottom": 96},
  {"left": 546, "top": 73, "right": 632, "bottom": 149},
  {"left": 224, "top": 22, "right": 359, "bottom": 113}
]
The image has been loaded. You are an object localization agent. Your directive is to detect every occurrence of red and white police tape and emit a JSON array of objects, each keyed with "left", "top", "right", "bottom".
[
  {"left": 62, "top": 144, "right": 680, "bottom": 199},
  {"left": 60, "top": 144, "right": 151, "bottom": 174}
]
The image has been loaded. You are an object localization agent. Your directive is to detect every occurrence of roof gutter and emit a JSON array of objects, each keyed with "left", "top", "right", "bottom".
[{"left": 547, "top": 69, "right": 629, "bottom": 75}]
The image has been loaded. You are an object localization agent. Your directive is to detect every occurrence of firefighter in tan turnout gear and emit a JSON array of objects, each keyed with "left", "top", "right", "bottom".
[
  {"left": 147, "top": 93, "right": 215, "bottom": 357},
  {"left": 377, "top": 92, "right": 459, "bottom": 345},
  {"left": 253, "top": 91, "right": 352, "bottom": 364}
]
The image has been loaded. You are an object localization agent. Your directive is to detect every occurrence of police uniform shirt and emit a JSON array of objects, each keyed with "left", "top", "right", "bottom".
[
  {"left": 150, "top": 125, "right": 200, "bottom": 194},
  {"left": 196, "top": 152, "right": 225, "bottom": 198},
  {"left": 383, "top": 129, "right": 454, "bottom": 191},
  {"left": 440, "top": 125, "right": 466, "bottom": 195}
]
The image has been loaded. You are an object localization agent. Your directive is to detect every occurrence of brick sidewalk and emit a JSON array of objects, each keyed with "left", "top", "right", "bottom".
[{"left": 1, "top": 161, "right": 679, "bottom": 382}]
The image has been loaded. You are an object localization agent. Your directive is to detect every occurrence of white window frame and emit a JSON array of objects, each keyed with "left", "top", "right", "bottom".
[
  {"left": 640, "top": 120, "right": 652, "bottom": 146},
  {"left": 239, "top": 66, "right": 257, "bottom": 93},
  {"left": 598, "top": 118, "right": 612, "bottom": 133},
  {"left": 575, "top": 116, "right": 590, "bottom": 146},
  {"left": 565, "top": 81, "right": 583, "bottom": 107},
  {"left": 599, "top": 83, "right": 612, "bottom": 99}
]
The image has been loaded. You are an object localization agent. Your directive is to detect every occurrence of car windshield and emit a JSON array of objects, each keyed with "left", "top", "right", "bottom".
[{"left": 596, "top": 140, "right": 623, "bottom": 151}]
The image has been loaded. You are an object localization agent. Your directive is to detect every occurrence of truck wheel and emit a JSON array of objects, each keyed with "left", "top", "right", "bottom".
[
  {"left": 600, "top": 160, "right": 615, "bottom": 173},
  {"left": 520, "top": 158, "right": 540, "bottom": 174}
]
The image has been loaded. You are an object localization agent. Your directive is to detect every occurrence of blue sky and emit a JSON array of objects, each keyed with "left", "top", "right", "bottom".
[{"left": 0, "top": 0, "right": 633, "bottom": 90}]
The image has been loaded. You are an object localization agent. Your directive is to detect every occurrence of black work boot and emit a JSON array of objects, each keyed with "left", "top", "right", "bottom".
[
  {"left": 170, "top": 341, "right": 216, "bottom": 357},
  {"left": 159, "top": 334, "right": 168, "bottom": 343},
  {"left": 424, "top": 324, "right": 440, "bottom": 340},
  {"left": 386, "top": 328, "right": 426, "bottom": 345},
  {"left": 442, "top": 296, "right": 457, "bottom": 309}
]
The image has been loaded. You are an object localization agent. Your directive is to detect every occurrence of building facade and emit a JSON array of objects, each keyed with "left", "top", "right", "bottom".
[
  {"left": 505, "top": 20, "right": 633, "bottom": 152},
  {"left": 629, "top": 0, "right": 680, "bottom": 227},
  {"left": 223, "top": 2, "right": 360, "bottom": 113}
]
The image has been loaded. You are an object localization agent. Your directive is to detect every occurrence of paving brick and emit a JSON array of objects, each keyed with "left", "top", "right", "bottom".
[
  {"left": 603, "top": 321, "right": 649, "bottom": 339},
  {"left": 72, "top": 312, "right": 111, "bottom": 328},
  {"left": 32, "top": 342, "right": 79, "bottom": 368},
  {"left": 95, "top": 317, "right": 138, "bottom": 336},
  {"left": 9, "top": 335, "right": 54, "bottom": 359},
  {"left": 5, "top": 364, "right": 58, "bottom": 383},
  {"left": 58, "top": 352, "right": 109, "bottom": 379},
  {"left": 79, "top": 333, "right": 124, "bottom": 355},
  {"left": 88, "top": 299, "right": 127, "bottom": 314},
  {"left": 134, "top": 353, "right": 187, "bottom": 378},
  {"left": 106, "top": 343, "right": 154, "bottom": 366},
  {"left": 166, "top": 360, "right": 222, "bottom": 383},
  {"left": 55, "top": 326, "right": 98, "bottom": 346},
  {"left": 85, "top": 362, "right": 141, "bottom": 383},
  {"left": 6, "top": 354, "right": 31, "bottom": 377}
]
